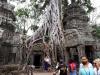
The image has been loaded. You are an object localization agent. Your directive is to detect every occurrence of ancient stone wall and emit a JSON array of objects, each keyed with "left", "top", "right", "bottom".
[
  {"left": 0, "top": 0, "right": 16, "bottom": 64},
  {"left": 63, "top": 3, "right": 96, "bottom": 63},
  {"left": 63, "top": 3, "right": 95, "bottom": 47}
]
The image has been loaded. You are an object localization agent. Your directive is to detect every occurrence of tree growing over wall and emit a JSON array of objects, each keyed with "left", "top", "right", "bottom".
[{"left": 8, "top": 0, "right": 95, "bottom": 66}]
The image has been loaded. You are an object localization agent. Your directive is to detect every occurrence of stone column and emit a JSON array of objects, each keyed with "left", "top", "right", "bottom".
[
  {"left": 64, "top": 48, "right": 70, "bottom": 63},
  {"left": 70, "top": 48, "right": 77, "bottom": 59},
  {"left": 77, "top": 45, "right": 85, "bottom": 62},
  {"left": 70, "top": 48, "right": 74, "bottom": 59}
]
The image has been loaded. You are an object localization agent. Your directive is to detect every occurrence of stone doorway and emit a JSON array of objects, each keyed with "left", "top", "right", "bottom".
[
  {"left": 65, "top": 47, "right": 79, "bottom": 65},
  {"left": 85, "top": 46, "right": 94, "bottom": 63},
  {"left": 33, "top": 54, "right": 42, "bottom": 68},
  {"left": 70, "top": 47, "right": 79, "bottom": 65}
]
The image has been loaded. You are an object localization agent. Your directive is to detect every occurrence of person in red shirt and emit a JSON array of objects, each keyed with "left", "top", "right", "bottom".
[{"left": 68, "top": 59, "right": 77, "bottom": 75}]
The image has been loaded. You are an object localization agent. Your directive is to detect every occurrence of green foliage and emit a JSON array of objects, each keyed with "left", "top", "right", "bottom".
[
  {"left": 14, "top": 0, "right": 49, "bottom": 34},
  {"left": 15, "top": 5, "right": 40, "bottom": 33},
  {"left": 15, "top": 8, "right": 30, "bottom": 34},
  {"left": 16, "top": 8, "right": 29, "bottom": 18},
  {"left": 30, "top": 0, "right": 50, "bottom": 19},
  {"left": 11, "top": 0, "right": 94, "bottom": 34},
  {"left": 14, "top": 0, "right": 50, "bottom": 28},
  {"left": 92, "top": 25, "right": 100, "bottom": 38}
]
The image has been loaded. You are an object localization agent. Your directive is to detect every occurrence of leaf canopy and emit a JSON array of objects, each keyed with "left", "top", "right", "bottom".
[{"left": 16, "top": 8, "right": 30, "bottom": 18}]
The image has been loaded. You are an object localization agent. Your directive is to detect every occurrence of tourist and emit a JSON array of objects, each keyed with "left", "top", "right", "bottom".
[
  {"left": 44, "top": 55, "right": 51, "bottom": 71},
  {"left": 55, "top": 63, "right": 67, "bottom": 75},
  {"left": 68, "top": 59, "right": 77, "bottom": 75},
  {"left": 93, "top": 58, "right": 100, "bottom": 75},
  {"left": 56, "top": 62, "right": 60, "bottom": 69},
  {"left": 53, "top": 60, "right": 67, "bottom": 75},
  {"left": 80, "top": 57, "right": 93, "bottom": 69},
  {"left": 79, "top": 56, "right": 94, "bottom": 75},
  {"left": 93, "top": 59, "right": 97, "bottom": 68}
]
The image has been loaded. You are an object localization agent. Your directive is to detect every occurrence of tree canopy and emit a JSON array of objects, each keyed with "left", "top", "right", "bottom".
[
  {"left": 62, "top": 0, "right": 94, "bottom": 13},
  {"left": 9, "top": 0, "right": 94, "bottom": 35}
]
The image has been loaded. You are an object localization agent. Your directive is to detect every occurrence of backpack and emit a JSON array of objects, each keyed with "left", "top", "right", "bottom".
[{"left": 69, "top": 63, "right": 76, "bottom": 72}]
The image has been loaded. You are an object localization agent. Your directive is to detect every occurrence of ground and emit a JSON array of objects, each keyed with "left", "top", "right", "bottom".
[
  {"left": 33, "top": 72, "right": 54, "bottom": 75},
  {"left": 15, "top": 72, "right": 55, "bottom": 75}
]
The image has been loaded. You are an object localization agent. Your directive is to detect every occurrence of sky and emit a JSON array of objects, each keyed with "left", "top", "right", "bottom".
[
  {"left": 8, "top": 0, "right": 34, "bottom": 35},
  {"left": 7, "top": 0, "right": 100, "bottom": 35},
  {"left": 90, "top": 0, "right": 100, "bottom": 24}
]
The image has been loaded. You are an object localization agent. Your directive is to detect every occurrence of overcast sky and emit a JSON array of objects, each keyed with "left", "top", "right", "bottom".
[{"left": 90, "top": 0, "right": 100, "bottom": 24}]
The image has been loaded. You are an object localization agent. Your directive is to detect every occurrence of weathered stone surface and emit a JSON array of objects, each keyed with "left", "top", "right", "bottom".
[
  {"left": 64, "top": 29, "right": 80, "bottom": 47},
  {"left": 63, "top": 3, "right": 96, "bottom": 62},
  {"left": 0, "top": 0, "right": 17, "bottom": 65},
  {"left": 0, "top": 28, "right": 4, "bottom": 38},
  {"left": 63, "top": 3, "right": 95, "bottom": 46},
  {"left": 27, "top": 1, "right": 98, "bottom": 65}
]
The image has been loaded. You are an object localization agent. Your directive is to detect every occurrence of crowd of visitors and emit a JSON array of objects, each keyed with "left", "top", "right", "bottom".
[{"left": 53, "top": 56, "right": 100, "bottom": 75}]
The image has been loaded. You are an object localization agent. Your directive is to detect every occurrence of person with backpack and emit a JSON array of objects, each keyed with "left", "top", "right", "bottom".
[{"left": 68, "top": 59, "right": 77, "bottom": 75}]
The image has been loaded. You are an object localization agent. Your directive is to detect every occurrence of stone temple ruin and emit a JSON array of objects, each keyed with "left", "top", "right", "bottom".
[
  {"left": 0, "top": 0, "right": 16, "bottom": 64},
  {"left": 0, "top": 0, "right": 22, "bottom": 65},
  {"left": 26, "top": 0, "right": 65, "bottom": 68},
  {"left": 26, "top": 0, "right": 100, "bottom": 68},
  {"left": 0, "top": 0, "right": 99, "bottom": 71},
  {"left": 63, "top": 3, "right": 96, "bottom": 63}
]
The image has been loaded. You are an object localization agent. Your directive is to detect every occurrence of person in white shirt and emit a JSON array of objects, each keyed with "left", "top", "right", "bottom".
[
  {"left": 44, "top": 55, "right": 51, "bottom": 71},
  {"left": 93, "top": 58, "right": 100, "bottom": 75}
]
